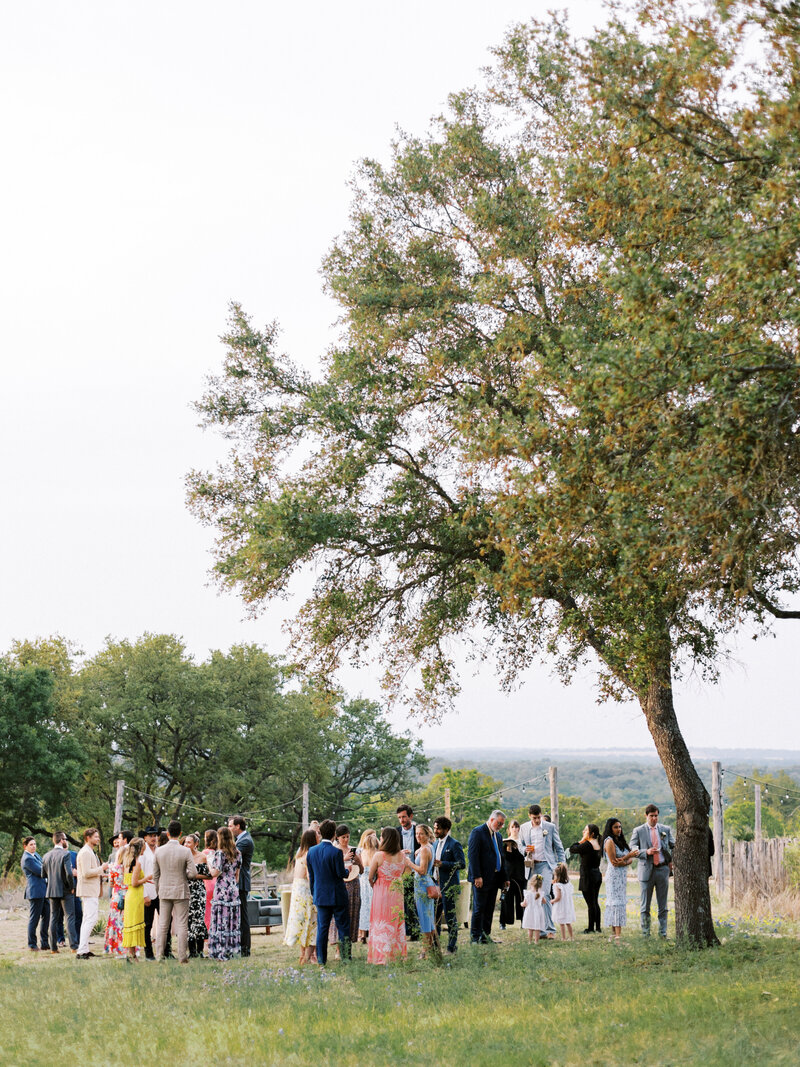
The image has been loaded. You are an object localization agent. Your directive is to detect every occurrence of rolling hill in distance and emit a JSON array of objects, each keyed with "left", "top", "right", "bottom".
[{"left": 418, "top": 749, "right": 800, "bottom": 819}]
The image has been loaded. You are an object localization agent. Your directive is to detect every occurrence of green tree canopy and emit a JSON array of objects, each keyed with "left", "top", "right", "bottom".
[
  {"left": 0, "top": 665, "right": 84, "bottom": 871},
  {"left": 188, "top": 0, "right": 800, "bottom": 943}
]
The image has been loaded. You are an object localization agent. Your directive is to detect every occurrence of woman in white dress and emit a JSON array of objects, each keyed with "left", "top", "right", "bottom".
[
  {"left": 357, "top": 829, "right": 379, "bottom": 944},
  {"left": 283, "top": 829, "right": 318, "bottom": 964}
]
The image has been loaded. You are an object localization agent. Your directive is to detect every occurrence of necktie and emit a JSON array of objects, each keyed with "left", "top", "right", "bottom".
[
  {"left": 651, "top": 826, "right": 661, "bottom": 865},
  {"left": 492, "top": 830, "right": 501, "bottom": 872}
]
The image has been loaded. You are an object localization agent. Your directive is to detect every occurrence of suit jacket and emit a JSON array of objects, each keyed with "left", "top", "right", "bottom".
[
  {"left": 307, "top": 839, "right": 348, "bottom": 908},
  {"left": 235, "top": 831, "right": 254, "bottom": 894},
  {"left": 518, "top": 819, "right": 566, "bottom": 881},
  {"left": 42, "top": 846, "right": 74, "bottom": 898},
  {"left": 467, "top": 823, "right": 507, "bottom": 887},
  {"left": 629, "top": 822, "right": 675, "bottom": 881},
  {"left": 21, "top": 852, "right": 47, "bottom": 899},
  {"left": 434, "top": 835, "right": 466, "bottom": 893},
  {"left": 153, "top": 839, "right": 197, "bottom": 900},
  {"left": 76, "top": 843, "right": 104, "bottom": 898}
]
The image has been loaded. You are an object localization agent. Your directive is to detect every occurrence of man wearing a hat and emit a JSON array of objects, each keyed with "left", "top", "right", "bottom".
[{"left": 141, "top": 826, "right": 161, "bottom": 959}]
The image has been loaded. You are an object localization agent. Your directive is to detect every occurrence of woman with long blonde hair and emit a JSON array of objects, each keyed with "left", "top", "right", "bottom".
[
  {"left": 405, "top": 823, "right": 442, "bottom": 962},
  {"left": 283, "top": 829, "right": 319, "bottom": 964},
  {"left": 357, "top": 829, "right": 379, "bottom": 944}
]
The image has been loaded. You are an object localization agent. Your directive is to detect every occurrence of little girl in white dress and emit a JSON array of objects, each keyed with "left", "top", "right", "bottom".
[
  {"left": 521, "top": 874, "right": 547, "bottom": 944},
  {"left": 551, "top": 863, "right": 576, "bottom": 941}
]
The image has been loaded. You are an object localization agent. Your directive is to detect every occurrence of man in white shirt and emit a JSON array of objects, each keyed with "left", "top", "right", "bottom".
[
  {"left": 140, "top": 826, "right": 160, "bottom": 959},
  {"left": 396, "top": 804, "right": 420, "bottom": 941},
  {"left": 518, "top": 804, "right": 565, "bottom": 938},
  {"left": 76, "top": 828, "right": 108, "bottom": 959},
  {"left": 432, "top": 817, "right": 465, "bottom": 954}
]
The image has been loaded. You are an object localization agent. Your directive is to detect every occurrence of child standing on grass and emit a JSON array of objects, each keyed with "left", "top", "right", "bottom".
[
  {"left": 551, "top": 863, "right": 576, "bottom": 941},
  {"left": 521, "top": 874, "right": 547, "bottom": 944}
]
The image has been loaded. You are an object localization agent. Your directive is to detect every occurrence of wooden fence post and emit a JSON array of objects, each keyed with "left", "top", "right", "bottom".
[
  {"left": 444, "top": 787, "right": 451, "bottom": 821},
  {"left": 302, "top": 781, "right": 309, "bottom": 829},
  {"left": 549, "top": 766, "right": 559, "bottom": 831},
  {"left": 712, "top": 761, "right": 724, "bottom": 896},
  {"left": 114, "top": 779, "right": 125, "bottom": 836},
  {"left": 754, "top": 784, "right": 762, "bottom": 845}
]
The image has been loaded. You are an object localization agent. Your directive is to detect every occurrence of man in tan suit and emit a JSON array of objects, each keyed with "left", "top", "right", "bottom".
[
  {"left": 153, "top": 820, "right": 197, "bottom": 963},
  {"left": 76, "top": 828, "right": 108, "bottom": 959}
]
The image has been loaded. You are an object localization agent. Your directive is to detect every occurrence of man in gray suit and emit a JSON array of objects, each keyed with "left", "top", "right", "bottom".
[
  {"left": 153, "top": 820, "right": 197, "bottom": 963},
  {"left": 42, "top": 831, "right": 78, "bottom": 953},
  {"left": 629, "top": 804, "right": 675, "bottom": 938},
  {"left": 518, "top": 804, "right": 565, "bottom": 938}
]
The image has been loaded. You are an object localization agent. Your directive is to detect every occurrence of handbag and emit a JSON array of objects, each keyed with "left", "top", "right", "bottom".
[
  {"left": 117, "top": 887, "right": 126, "bottom": 912},
  {"left": 426, "top": 884, "right": 441, "bottom": 900}
]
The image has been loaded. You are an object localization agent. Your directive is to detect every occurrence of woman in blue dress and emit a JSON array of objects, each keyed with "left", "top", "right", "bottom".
[
  {"left": 602, "top": 817, "right": 639, "bottom": 946},
  {"left": 406, "top": 823, "right": 442, "bottom": 962}
]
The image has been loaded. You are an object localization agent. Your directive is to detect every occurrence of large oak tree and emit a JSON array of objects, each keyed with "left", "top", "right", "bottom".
[{"left": 188, "top": 0, "right": 800, "bottom": 944}]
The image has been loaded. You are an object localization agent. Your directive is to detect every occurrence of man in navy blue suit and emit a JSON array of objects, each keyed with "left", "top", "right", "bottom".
[
  {"left": 21, "top": 836, "right": 49, "bottom": 951},
  {"left": 432, "top": 817, "right": 465, "bottom": 954},
  {"left": 229, "top": 815, "right": 254, "bottom": 956},
  {"left": 467, "top": 809, "right": 509, "bottom": 945},
  {"left": 306, "top": 819, "right": 351, "bottom": 965}
]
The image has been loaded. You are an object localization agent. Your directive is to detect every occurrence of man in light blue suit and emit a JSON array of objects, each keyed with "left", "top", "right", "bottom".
[
  {"left": 518, "top": 804, "right": 565, "bottom": 938},
  {"left": 306, "top": 819, "right": 351, "bottom": 965},
  {"left": 629, "top": 804, "right": 675, "bottom": 938}
]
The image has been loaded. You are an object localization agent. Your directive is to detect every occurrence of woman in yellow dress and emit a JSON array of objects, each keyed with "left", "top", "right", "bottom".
[{"left": 121, "top": 838, "right": 151, "bottom": 962}]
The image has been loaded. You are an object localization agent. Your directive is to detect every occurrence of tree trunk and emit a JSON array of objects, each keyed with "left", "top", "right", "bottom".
[{"left": 637, "top": 646, "right": 718, "bottom": 947}]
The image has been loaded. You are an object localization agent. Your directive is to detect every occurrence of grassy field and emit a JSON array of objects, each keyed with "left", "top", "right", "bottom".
[{"left": 1, "top": 885, "right": 797, "bottom": 1066}]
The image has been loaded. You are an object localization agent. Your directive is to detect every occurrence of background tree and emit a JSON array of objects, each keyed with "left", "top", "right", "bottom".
[
  {"left": 724, "top": 800, "right": 786, "bottom": 841},
  {"left": 189, "top": 0, "right": 800, "bottom": 944},
  {"left": 0, "top": 665, "right": 84, "bottom": 872},
  {"left": 407, "top": 767, "right": 505, "bottom": 832}
]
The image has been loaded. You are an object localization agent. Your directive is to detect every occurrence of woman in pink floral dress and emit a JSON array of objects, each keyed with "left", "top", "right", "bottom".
[{"left": 367, "top": 827, "right": 409, "bottom": 965}]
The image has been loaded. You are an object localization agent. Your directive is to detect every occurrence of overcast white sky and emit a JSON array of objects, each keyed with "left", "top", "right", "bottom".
[{"left": 1, "top": 2, "right": 797, "bottom": 753}]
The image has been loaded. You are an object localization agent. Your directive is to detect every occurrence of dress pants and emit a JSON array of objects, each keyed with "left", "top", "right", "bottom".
[
  {"left": 581, "top": 870, "right": 602, "bottom": 931},
  {"left": 470, "top": 874, "right": 502, "bottom": 943},
  {"left": 239, "top": 888, "right": 251, "bottom": 956},
  {"left": 639, "top": 865, "right": 670, "bottom": 936},
  {"left": 49, "top": 896, "right": 78, "bottom": 950},
  {"left": 78, "top": 897, "right": 99, "bottom": 954},
  {"left": 402, "top": 871, "right": 420, "bottom": 940},
  {"left": 532, "top": 861, "right": 556, "bottom": 936},
  {"left": 435, "top": 881, "right": 460, "bottom": 952},
  {"left": 157, "top": 897, "right": 189, "bottom": 962},
  {"left": 315, "top": 902, "right": 351, "bottom": 965},
  {"left": 27, "top": 898, "right": 50, "bottom": 949},
  {"left": 144, "top": 896, "right": 159, "bottom": 958}
]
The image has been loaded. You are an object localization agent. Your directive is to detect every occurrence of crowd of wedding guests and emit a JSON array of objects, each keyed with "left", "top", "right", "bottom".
[
  {"left": 22, "top": 801, "right": 683, "bottom": 963},
  {"left": 21, "top": 816, "right": 254, "bottom": 962},
  {"left": 280, "top": 801, "right": 680, "bottom": 965}
]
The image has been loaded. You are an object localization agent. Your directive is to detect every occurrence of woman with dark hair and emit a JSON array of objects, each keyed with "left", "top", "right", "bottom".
[
  {"left": 602, "top": 818, "right": 638, "bottom": 945},
  {"left": 284, "top": 829, "right": 319, "bottom": 964},
  {"left": 184, "top": 834, "right": 210, "bottom": 958},
  {"left": 207, "top": 825, "right": 242, "bottom": 960},
  {"left": 567, "top": 823, "right": 603, "bottom": 933},
  {"left": 104, "top": 828, "right": 133, "bottom": 958},
  {"left": 499, "top": 820, "right": 525, "bottom": 930},
  {"left": 202, "top": 828, "right": 218, "bottom": 935},
  {"left": 367, "top": 827, "right": 407, "bottom": 964}
]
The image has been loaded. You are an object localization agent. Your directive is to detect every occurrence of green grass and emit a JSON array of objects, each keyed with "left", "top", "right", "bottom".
[{"left": 1, "top": 934, "right": 798, "bottom": 1066}]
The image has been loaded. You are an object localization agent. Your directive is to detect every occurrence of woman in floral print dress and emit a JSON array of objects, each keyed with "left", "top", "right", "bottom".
[
  {"left": 207, "top": 825, "right": 242, "bottom": 961},
  {"left": 367, "top": 827, "right": 408, "bottom": 965},
  {"left": 103, "top": 833, "right": 129, "bottom": 958}
]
